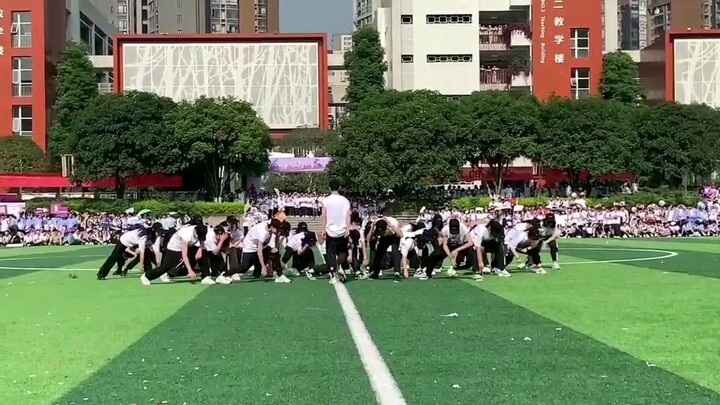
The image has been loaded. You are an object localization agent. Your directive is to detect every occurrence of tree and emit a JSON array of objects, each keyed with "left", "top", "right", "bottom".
[
  {"left": 599, "top": 51, "right": 645, "bottom": 104},
  {"left": 344, "top": 26, "right": 387, "bottom": 110},
  {"left": 329, "top": 90, "right": 462, "bottom": 193},
  {"left": 273, "top": 128, "right": 338, "bottom": 157},
  {"left": 456, "top": 91, "right": 540, "bottom": 193},
  {"left": 0, "top": 137, "right": 50, "bottom": 173},
  {"left": 537, "top": 97, "right": 640, "bottom": 187},
  {"left": 173, "top": 96, "right": 272, "bottom": 201},
  {"left": 637, "top": 102, "right": 720, "bottom": 188},
  {"left": 72, "top": 91, "right": 182, "bottom": 198},
  {"left": 49, "top": 41, "right": 99, "bottom": 156}
]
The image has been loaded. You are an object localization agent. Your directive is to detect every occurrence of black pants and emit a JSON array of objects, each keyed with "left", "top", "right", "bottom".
[
  {"left": 325, "top": 236, "right": 350, "bottom": 273},
  {"left": 282, "top": 247, "right": 315, "bottom": 271},
  {"left": 425, "top": 244, "right": 479, "bottom": 277},
  {"left": 145, "top": 247, "right": 204, "bottom": 281},
  {"left": 223, "top": 250, "right": 264, "bottom": 277},
  {"left": 198, "top": 250, "right": 226, "bottom": 278},
  {"left": 97, "top": 242, "right": 128, "bottom": 278},
  {"left": 480, "top": 238, "right": 506, "bottom": 270},
  {"left": 528, "top": 239, "right": 559, "bottom": 265},
  {"left": 124, "top": 247, "right": 157, "bottom": 272},
  {"left": 370, "top": 235, "right": 401, "bottom": 277}
]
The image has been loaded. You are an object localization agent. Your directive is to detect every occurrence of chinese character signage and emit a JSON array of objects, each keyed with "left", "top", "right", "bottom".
[
  {"left": 0, "top": 9, "right": 4, "bottom": 57},
  {"left": 537, "top": 0, "right": 565, "bottom": 65}
]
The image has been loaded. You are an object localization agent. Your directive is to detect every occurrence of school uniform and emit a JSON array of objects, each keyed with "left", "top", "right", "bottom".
[
  {"left": 97, "top": 229, "right": 146, "bottom": 279},
  {"left": 281, "top": 232, "right": 315, "bottom": 272},
  {"left": 142, "top": 226, "right": 204, "bottom": 283},
  {"left": 370, "top": 217, "right": 402, "bottom": 278},
  {"left": 218, "top": 221, "right": 271, "bottom": 282}
]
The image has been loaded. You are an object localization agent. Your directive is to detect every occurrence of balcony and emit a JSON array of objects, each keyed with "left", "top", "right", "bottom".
[
  {"left": 479, "top": 24, "right": 531, "bottom": 51},
  {"left": 480, "top": 67, "right": 532, "bottom": 91},
  {"left": 97, "top": 82, "right": 113, "bottom": 94}
]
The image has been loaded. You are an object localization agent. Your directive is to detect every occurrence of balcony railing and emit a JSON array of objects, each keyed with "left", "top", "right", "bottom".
[
  {"left": 98, "top": 82, "right": 113, "bottom": 94},
  {"left": 479, "top": 26, "right": 531, "bottom": 50},
  {"left": 12, "top": 35, "right": 32, "bottom": 48},
  {"left": 479, "top": 68, "right": 509, "bottom": 91}
]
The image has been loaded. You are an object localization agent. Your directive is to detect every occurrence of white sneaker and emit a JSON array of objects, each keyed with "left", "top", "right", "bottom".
[
  {"left": 378, "top": 270, "right": 383, "bottom": 277},
  {"left": 231, "top": 273, "right": 242, "bottom": 281},
  {"left": 159, "top": 273, "right": 171, "bottom": 283},
  {"left": 140, "top": 275, "right": 151, "bottom": 286},
  {"left": 472, "top": 273, "right": 484, "bottom": 281},
  {"left": 329, "top": 276, "right": 338, "bottom": 284},
  {"left": 447, "top": 268, "right": 458, "bottom": 278},
  {"left": 337, "top": 269, "right": 347, "bottom": 283},
  {"left": 216, "top": 275, "right": 232, "bottom": 285},
  {"left": 552, "top": 262, "right": 560, "bottom": 270},
  {"left": 496, "top": 269, "right": 512, "bottom": 277},
  {"left": 275, "top": 274, "right": 291, "bottom": 283},
  {"left": 516, "top": 263, "right": 527, "bottom": 270},
  {"left": 418, "top": 274, "right": 429, "bottom": 280},
  {"left": 482, "top": 267, "right": 492, "bottom": 274},
  {"left": 537, "top": 268, "right": 548, "bottom": 275},
  {"left": 201, "top": 277, "right": 216, "bottom": 285},
  {"left": 305, "top": 270, "right": 316, "bottom": 280}
]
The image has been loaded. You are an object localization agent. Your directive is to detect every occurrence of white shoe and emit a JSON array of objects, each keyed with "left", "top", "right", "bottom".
[
  {"left": 306, "top": 270, "right": 316, "bottom": 280},
  {"left": 418, "top": 274, "right": 429, "bottom": 280},
  {"left": 329, "top": 276, "right": 338, "bottom": 284},
  {"left": 378, "top": 270, "right": 383, "bottom": 277},
  {"left": 159, "top": 273, "right": 171, "bottom": 283},
  {"left": 140, "top": 275, "right": 151, "bottom": 286},
  {"left": 231, "top": 273, "right": 242, "bottom": 281},
  {"left": 472, "top": 273, "right": 484, "bottom": 281},
  {"left": 552, "top": 262, "right": 560, "bottom": 270},
  {"left": 516, "top": 263, "right": 527, "bottom": 270},
  {"left": 201, "top": 277, "right": 216, "bottom": 285},
  {"left": 482, "top": 267, "right": 492, "bottom": 274},
  {"left": 216, "top": 275, "right": 232, "bottom": 285},
  {"left": 537, "top": 268, "right": 548, "bottom": 275},
  {"left": 337, "top": 269, "right": 347, "bottom": 283},
  {"left": 432, "top": 269, "right": 439, "bottom": 275},
  {"left": 447, "top": 268, "right": 458, "bottom": 278},
  {"left": 275, "top": 274, "right": 291, "bottom": 283},
  {"left": 496, "top": 269, "right": 512, "bottom": 277}
]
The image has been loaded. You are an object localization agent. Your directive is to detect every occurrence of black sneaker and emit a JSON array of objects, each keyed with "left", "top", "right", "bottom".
[
  {"left": 97, "top": 275, "right": 106, "bottom": 280},
  {"left": 112, "top": 269, "right": 122, "bottom": 276}
]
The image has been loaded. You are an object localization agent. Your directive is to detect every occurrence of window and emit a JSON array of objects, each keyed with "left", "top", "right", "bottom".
[
  {"left": 12, "top": 106, "right": 33, "bottom": 136},
  {"left": 117, "top": 5, "right": 127, "bottom": 14},
  {"left": 426, "top": 14, "right": 472, "bottom": 24},
  {"left": 11, "top": 12, "right": 32, "bottom": 48},
  {"left": 12, "top": 57, "right": 32, "bottom": 97},
  {"left": 177, "top": 0, "right": 182, "bottom": 6},
  {"left": 426, "top": 54, "right": 473, "bottom": 63},
  {"left": 401, "top": 15, "right": 413, "bottom": 24},
  {"left": 401, "top": 55, "right": 414, "bottom": 63},
  {"left": 177, "top": 14, "right": 182, "bottom": 23},
  {"left": 571, "top": 28, "right": 590, "bottom": 58},
  {"left": 571, "top": 68, "right": 590, "bottom": 99}
]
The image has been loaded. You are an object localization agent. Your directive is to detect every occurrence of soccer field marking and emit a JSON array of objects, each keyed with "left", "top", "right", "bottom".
[
  {"left": 0, "top": 254, "right": 106, "bottom": 261},
  {"left": 557, "top": 248, "right": 678, "bottom": 265},
  {"left": 333, "top": 282, "right": 407, "bottom": 405},
  {"left": 0, "top": 248, "right": 679, "bottom": 272}
]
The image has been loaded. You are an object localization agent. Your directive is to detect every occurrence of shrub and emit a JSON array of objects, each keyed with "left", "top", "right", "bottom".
[
  {"left": 25, "top": 198, "right": 245, "bottom": 216},
  {"left": 452, "top": 192, "right": 700, "bottom": 211}
]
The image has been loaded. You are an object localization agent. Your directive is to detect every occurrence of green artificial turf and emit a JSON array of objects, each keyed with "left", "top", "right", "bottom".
[{"left": 0, "top": 240, "right": 719, "bottom": 404}]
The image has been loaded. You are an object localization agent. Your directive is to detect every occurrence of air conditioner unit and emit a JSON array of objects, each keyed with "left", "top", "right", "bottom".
[
  {"left": 12, "top": 118, "right": 21, "bottom": 133},
  {"left": 11, "top": 71, "right": 20, "bottom": 84},
  {"left": 570, "top": 78, "right": 578, "bottom": 87},
  {"left": 10, "top": 23, "right": 19, "bottom": 34},
  {"left": 61, "top": 155, "right": 75, "bottom": 178}
]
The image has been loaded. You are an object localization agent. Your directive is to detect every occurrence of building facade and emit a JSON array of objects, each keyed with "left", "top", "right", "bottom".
[
  {"left": 331, "top": 33, "right": 353, "bottom": 53},
  {"left": 366, "top": 0, "right": 603, "bottom": 100},
  {"left": 619, "top": 0, "right": 648, "bottom": 50},
  {"left": 0, "top": 0, "right": 116, "bottom": 149},
  {"left": 647, "top": 0, "right": 720, "bottom": 44},
  {"left": 108, "top": 0, "right": 279, "bottom": 35},
  {"left": 113, "top": 34, "right": 329, "bottom": 137}
]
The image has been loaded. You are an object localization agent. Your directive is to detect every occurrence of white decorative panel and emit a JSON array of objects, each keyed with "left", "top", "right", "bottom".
[
  {"left": 674, "top": 39, "right": 720, "bottom": 108},
  {"left": 121, "top": 42, "right": 320, "bottom": 129}
]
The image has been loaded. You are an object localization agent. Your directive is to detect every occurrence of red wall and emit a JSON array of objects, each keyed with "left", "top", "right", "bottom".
[
  {"left": 0, "top": 0, "right": 63, "bottom": 150},
  {"left": 531, "top": 0, "right": 603, "bottom": 100}
]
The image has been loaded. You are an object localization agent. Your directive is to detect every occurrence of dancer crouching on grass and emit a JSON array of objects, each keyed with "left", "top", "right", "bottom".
[
  {"left": 97, "top": 227, "right": 148, "bottom": 280},
  {"left": 140, "top": 224, "right": 207, "bottom": 285},
  {"left": 215, "top": 218, "right": 284, "bottom": 284},
  {"left": 321, "top": 179, "right": 351, "bottom": 284}
]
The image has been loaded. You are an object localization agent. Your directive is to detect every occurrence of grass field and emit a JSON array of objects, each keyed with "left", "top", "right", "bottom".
[{"left": 1, "top": 238, "right": 719, "bottom": 405}]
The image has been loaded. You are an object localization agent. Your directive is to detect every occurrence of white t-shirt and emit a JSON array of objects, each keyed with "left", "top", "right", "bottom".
[
  {"left": 441, "top": 223, "right": 469, "bottom": 246},
  {"left": 505, "top": 229, "right": 528, "bottom": 249},
  {"left": 243, "top": 222, "right": 270, "bottom": 253},
  {"left": 470, "top": 225, "right": 494, "bottom": 247},
  {"left": 204, "top": 226, "right": 217, "bottom": 251},
  {"left": 323, "top": 193, "right": 351, "bottom": 238},
  {"left": 286, "top": 232, "right": 305, "bottom": 251},
  {"left": 120, "top": 229, "right": 146, "bottom": 248},
  {"left": 166, "top": 226, "right": 199, "bottom": 252}
]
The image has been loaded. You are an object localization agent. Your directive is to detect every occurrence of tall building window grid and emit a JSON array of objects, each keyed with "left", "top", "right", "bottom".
[
  {"left": 12, "top": 57, "right": 32, "bottom": 97},
  {"left": 571, "top": 28, "right": 590, "bottom": 58},
  {"left": 11, "top": 12, "right": 32, "bottom": 48},
  {"left": 427, "top": 54, "right": 473, "bottom": 63},
  {"left": 571, "top": 68, "right": 591, "bottom": 100},
  {"left": 426, "top": 14, "right": 472, "bottom": 24},
  {"left": 12, "top": 105, "right": 33, "bottom": 136}
]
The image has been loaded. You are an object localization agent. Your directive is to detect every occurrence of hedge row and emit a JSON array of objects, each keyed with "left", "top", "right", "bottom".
[
  {"left": 25, "top": 199, "right": 245, "bottom": 216},
  {"left": 452, "top": 192, "right": 701, "bottom": 211}
]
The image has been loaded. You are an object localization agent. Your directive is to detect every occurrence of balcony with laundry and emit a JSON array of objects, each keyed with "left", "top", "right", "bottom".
[{"left": 479, "top": 59, "right": 532, "bottom": 92}]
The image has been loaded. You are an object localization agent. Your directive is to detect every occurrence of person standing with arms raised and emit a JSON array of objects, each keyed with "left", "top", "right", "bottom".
[{"left": 321, "top": 179, "right": 351, "bottom": 284}]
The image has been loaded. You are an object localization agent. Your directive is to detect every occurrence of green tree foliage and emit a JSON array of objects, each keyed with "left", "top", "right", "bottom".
[
  {"left": 456, "top": 91, "right": 540, "bottom": 193},
  {"left": 173, "top": 96, "right": 271, "bottom": 200},
  {"left": 599, "top": 51, "right": 644, "bottom": 104},
  {"left": 0, "top": 136, "right": 50, "bottom": 173},
  {"left": 537, "top": 97, "right": 640, "bottom": 187},
  {"left": 273, "top": 128, "right": 338, "bottom": 157},
  {"left": 72, "top": 91, "right": 181, "bottom": 198},
  {"left": 344, "top": 26, "right": 387, "bottom": 109},
  {"left": 636, "top": 102, "right": 720, "bottom": 188},
  {"left": 49, "top": 41, "right": 99, "bottom": 156},
  {"left": 330, "top": 90, "right": 462, "bottom": 193}
]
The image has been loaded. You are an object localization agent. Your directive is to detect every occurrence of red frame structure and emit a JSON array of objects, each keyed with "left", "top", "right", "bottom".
[{"left": 113, "top": 33, "right": 330, "bottom": 137}]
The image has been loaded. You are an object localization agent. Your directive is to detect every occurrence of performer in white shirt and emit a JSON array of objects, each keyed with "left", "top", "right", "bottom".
[
  {"left": 141, "top": 224, "right": 208, "bottom": 285},
  {"left": 368, "top": 215, "right": 404, "bottom": 279},
  {"left": 216, "top": 219, "right": 283, "bottom": 284},
  {"left": 97, "top": 228, "right": 148, "bottom": 280}
]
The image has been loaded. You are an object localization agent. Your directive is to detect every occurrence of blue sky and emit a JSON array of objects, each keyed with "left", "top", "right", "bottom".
[{"left": 279, "top": 0, "right": 353, "bottom": 35}]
